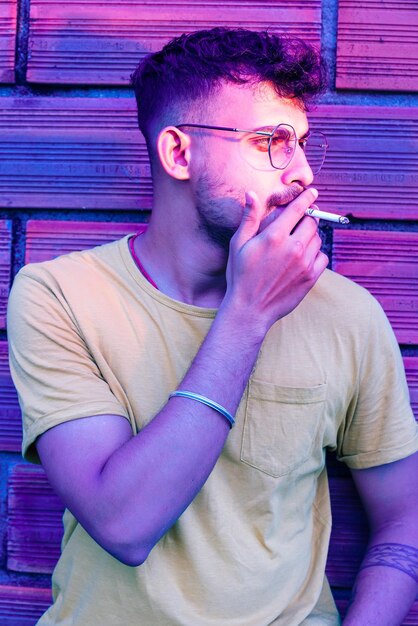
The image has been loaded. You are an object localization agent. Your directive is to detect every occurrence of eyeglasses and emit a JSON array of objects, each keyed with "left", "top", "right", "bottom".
[{"left": 176, "top": 123, "right": 328, "bottom": 175}]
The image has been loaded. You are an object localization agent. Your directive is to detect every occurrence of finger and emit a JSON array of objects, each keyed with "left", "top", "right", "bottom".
[
  {"left": 260, "top": 205, "right": 319, "bottom": 236},
  {"left": 290, "top": 212, "right": 320, "bottom": 244},
  {"left": 303, "top": 223, "right": 328, "bottom": 268},
  {"left": 312, "top": 250, "right": 329, "bottom": 278},
  {"left": 266, "top": 187, "right": 319, "bottom": 236},
  {"left": 230, "top": 191, "right": 264, "bottom": 250},
  {"left": 302, "top": 230, "right": 324, "bottom": 268},
  {"left": 258, "top": 206, "right": 281, "bottom": 234}
]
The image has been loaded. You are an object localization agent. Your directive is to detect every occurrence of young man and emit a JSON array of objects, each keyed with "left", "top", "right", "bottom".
[{"left": 7, "top": 28, "right": 418, "bottom": 625}]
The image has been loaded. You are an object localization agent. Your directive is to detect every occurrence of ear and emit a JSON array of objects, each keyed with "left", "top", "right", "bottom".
[{"left": 156, "top": 126, "right": 192, "bottom": 181}]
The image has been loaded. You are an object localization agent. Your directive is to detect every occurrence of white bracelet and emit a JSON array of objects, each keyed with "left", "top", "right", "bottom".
[{"left": 169, "top": 390, "right": 235, "bottom": 428}]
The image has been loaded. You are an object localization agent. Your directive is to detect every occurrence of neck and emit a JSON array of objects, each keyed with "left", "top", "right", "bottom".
[{"left": 133, "top": 217, "right": 229, "bottom": 308}]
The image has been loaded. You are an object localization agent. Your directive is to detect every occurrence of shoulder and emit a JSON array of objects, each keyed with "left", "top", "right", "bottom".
[
  {"left": 12, "top": 235, "right": 131, "bottom": 296},
  {"left": 314, "top": 268, "right": 374, "bottom": 306},
  {"left": 270, "top": 269, "right": 395, "bottom": 359},
  {"left": 305, "top": 268, "right": 379, "bottom": 322},
  {"left": 8, "top": 236, "right": 135, "bottom": 330}
]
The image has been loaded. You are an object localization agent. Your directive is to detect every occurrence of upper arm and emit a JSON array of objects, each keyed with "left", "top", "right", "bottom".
[
  {"left": 36, "top": 414, "right": 133, "bottom": 531},
  {"left": 350, "top": 451, "right": 418, "bottom": 532},
  {"left": 8, "top": 266, "right": 141, "bottom": 559},
  {"left": 336, "top": 296, "right": 418, "bottom": 469},
  {"left": 7, "top": 267, "right": 130, "bottom": 462}
]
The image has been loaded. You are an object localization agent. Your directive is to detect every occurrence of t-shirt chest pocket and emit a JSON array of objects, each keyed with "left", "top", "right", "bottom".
[{"left": 240, "top": 378, "right": 327, "bottom": 477}]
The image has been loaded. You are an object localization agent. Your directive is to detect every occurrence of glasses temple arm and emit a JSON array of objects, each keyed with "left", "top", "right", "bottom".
[{"left": 176, "top": 123, "right": 272, "bottom": 136}]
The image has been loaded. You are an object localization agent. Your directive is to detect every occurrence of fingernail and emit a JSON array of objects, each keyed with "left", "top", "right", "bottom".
[{"left": 245, "top": 192, "right": 254, "bottom": 206}]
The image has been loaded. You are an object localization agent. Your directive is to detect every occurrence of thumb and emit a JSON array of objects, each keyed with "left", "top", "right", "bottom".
[{"left": 231, "top": 191, "right": 263, "bottom": 250}]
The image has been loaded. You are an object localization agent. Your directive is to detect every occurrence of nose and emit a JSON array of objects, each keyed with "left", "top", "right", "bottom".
[{"left": 281, "top": 143, "right": 314, "bottom": 187}]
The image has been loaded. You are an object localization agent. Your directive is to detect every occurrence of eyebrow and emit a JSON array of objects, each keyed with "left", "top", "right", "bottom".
[
  {"left": 254, "top": 125, "right": 276, "bottom": 132},
  {"left": 255, "top": 125, "right": 311, "bottom": 139}
]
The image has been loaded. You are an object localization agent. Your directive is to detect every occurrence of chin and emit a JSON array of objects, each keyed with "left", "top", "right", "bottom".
[{"left": 198, "top": 221, "right": 236, "bottom": 250}]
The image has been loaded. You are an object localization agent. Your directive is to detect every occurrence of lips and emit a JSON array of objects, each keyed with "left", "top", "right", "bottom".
[{"left": 267, "top": 186, "right": 303, "bottom": 211}]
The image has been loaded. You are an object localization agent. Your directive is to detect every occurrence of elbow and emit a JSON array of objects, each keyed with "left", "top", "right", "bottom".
[
  {"left": 102, "top": 540, "right": 151, "bottom": 567},
  {"left": 85, "top": 504, "right": 170, "bottom": 567},
  {"left": 112, "top": 548, "right": 149, "bottom": 568},
  {"left": 97, "top": 523, "right": 153, "bottom": 567}
]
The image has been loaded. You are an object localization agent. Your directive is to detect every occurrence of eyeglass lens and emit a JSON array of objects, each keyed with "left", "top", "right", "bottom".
[
  {"left": 269, "top": 126, "right": 327, "bottom": 175},
  {"left": 301, "top": 132, "right": 327, "bottom": 175},
  {"left": 268, "top": 125, "right": 297, "bottom": 170},
  {"left": 239, "top": 125, "right": 327, "bottom": 174}
]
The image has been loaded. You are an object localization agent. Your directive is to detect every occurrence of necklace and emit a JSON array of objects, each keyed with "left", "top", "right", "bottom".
[{"left": 129, "top": 232, "right": 159, "bottom": 290}]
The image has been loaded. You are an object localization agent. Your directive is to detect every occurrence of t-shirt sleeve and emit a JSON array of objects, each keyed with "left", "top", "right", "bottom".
[
  {"left": 336, "top": 295, "right": 418, "bottom": 469},
  {"left": 7, "top": 266, "right": 130, "bottom": 464}
]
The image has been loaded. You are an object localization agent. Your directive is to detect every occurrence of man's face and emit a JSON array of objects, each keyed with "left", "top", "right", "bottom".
[{"left": 188, "top": 82, "right": 315, "bottom": 249}]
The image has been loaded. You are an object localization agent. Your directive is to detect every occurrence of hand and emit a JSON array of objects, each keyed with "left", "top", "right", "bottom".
[{"left": 224, "top": 188, "right": 329, "bottom": 333}]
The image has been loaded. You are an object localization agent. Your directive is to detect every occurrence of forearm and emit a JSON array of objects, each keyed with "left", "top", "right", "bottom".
[
  {"left": 92, "top": 301, "right": 265, "bottom": 564},
  {"left": 343, "top": 529, "right": 418, "bottom": 625}
]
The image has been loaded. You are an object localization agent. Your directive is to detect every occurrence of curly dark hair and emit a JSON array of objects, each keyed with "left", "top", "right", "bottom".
[{"left": 131, "top": 27, "right": 327, "bottom": 148}]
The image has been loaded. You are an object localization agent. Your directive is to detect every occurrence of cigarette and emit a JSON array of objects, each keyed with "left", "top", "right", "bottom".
[{"left": 305, "top": 205, "right": 350, "bottom": 224}]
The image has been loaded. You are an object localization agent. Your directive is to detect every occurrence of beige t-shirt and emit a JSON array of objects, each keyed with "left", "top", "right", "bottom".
[{"left": 7, "top": 235, "right": 418, "bottom": 626}]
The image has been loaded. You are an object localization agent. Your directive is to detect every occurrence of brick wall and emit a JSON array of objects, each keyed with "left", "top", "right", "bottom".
[{"left": 0, "top": 0, "right": 417, "bottom": 623}]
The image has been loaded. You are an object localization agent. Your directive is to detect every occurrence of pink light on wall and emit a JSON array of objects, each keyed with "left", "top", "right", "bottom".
[
  {"left": 27, "top": 0, "right": 321, "bottom": 85},
  {"left": 0, "top": 221, "right": 12, "bottom": 329},
  {"left": 333, "top": 230, "right": 418, "bottom": 345},
  {"left": 336, "top": 0, "right": 418, "bottom": 92},
  {"left": 25, "top": 220, "right": 143, "bottom": 264},
  {"left": 0, "top": 0, "right": 16, "bottom": 83}
]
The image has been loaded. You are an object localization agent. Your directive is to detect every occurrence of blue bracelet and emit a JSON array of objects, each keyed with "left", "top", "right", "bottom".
[{"left": 169, "top": 390, "right": 235, "bottom": 428}]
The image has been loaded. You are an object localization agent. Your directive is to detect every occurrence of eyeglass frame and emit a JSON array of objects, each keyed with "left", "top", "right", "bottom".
[{"left": 175, "top": 123, "right": 329, "bottom": 174}]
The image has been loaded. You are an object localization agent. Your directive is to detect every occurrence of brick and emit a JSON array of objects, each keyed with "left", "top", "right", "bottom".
[
  {"left": 326, "top": 477, "right": 368, "bottom": 587},
  {"left": 336, "top": 0, "right": 418, "bottom": 92},
  {"left": 0, "top": 585, "right": 52, "bottom": 625},
  {"left": 333, "top": 230, "right": 418, "bottom": 344},
  {"left": 7, "top": 464, "right": 64, "bottom": 573},
  {"left": 27, "top": 0, "right": 321, "bottom": 84},
  {"left": 25, "top": 220, "right": 144, "bottom": 263},
  {"left": 0, "top": 220, "right": 12, "bottom": 328},
  {"left": 0, "top": 0, "right": 16, "bottom": 83},
  {"left": 0, "top": 98, "right": 148, "bottom": 210},
  {"left": 405, "top": 357, "right": 418, "bottom": 422},
  {"left": 0, "top": 341, "right": 21, "bottom": 452}
]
